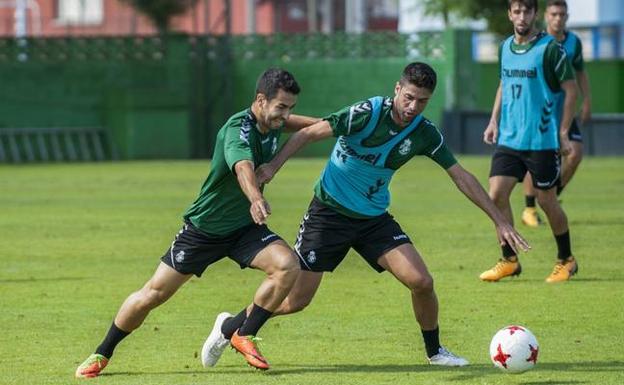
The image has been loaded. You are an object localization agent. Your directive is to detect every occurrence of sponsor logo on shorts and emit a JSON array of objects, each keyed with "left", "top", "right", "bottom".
[
  {"left": 175, "top": 250, "right": 186, "bottom": 263},
  {"left": 393, "top": 234, "right": 408, "bottom": 241},
  {"left": 307, "top": 250, "right": 317, "bottom": 264},
  {"left": 261, "top": 233, "right": 278, "bottom": 242},
  {"left": 536, "top": 181, "right": 553, "bottom": 188}
]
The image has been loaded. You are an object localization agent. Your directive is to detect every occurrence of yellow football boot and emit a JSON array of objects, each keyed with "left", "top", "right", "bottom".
[
  {"left": 479, "top": 259, "right": 522, "bottom": 282},
  {"left": 545, "top": 257, "right": 578, "bottom": 283},
  {"left": 521, "top": 207, "right": 542, "bottom": 228}
]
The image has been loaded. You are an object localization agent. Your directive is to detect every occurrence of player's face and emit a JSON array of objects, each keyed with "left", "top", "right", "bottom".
[
  {"left": 393, "top": 82, "right": 432, "bottom": 126},
  {"left": 258, "top": 89, "right": 297, "bottom": 130},
  {"left": 508, "top": 3, "right": 537, "bottom": 37},
  {"left": 545, "top": 5, "right": 568, "bottom": 33}
]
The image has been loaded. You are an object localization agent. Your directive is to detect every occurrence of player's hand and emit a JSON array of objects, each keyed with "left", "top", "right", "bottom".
[
  {"left": 579, "top": 100, "right": 591, "bottom": 126},
  {"left": 495, "top": 223, "right": 530, "bottom": 255},
  {"left": 256, "top": 163, "right": 277, "bottom": 185},
  {"left": 483, "top": 121, "right": 498, "bottom": 145},
  {"left": 559, "top": 135, "right": 572, "bottom": 156},
  {"left": 250, "top": 198, "right": 271, "bottom": 225}
]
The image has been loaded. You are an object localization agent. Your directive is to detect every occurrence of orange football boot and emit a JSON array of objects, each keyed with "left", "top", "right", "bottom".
[{"left": 230, "top": 331, "right": 270, "bottom": 370}]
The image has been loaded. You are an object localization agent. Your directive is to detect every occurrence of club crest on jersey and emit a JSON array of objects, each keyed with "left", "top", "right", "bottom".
[{"left": 399, "top": 138, "right": 412, "bottom": 155}]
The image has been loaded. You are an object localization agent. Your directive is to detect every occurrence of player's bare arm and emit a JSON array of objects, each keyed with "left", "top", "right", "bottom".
[
  {"left": 235, "top": 160, "right": 271, "bottom": 224},
  {"left": 284, "top": 114, "right": 322, "bottom": 133},
  {"left": 559, "top": 79, "right": 578, "bottom": 155},
  {"left": 256, "top": 120, "right": 334, "bottom": 184},
  {"left": 484, "top": 82, "right": 502, "bottom": 145},
  {"left": 576, "top": 70, "right": 592, "bottom": 125},
  {"left": 446, "top": 163, "right": 530, "bottom": 254}
]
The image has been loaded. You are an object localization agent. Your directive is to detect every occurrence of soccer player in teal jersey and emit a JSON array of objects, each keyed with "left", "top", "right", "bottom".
[
  {"left": 481, "top": 0, "right": 579, "bottom": 283},
  {"left": 76, "top": 69, "right": 316, "bottom": 377},
  {"left": 204, "top": 62, "right": 529, "bottom": 367},
  {"left": 520, "top": 0, "right": 592, "bottom": 228}
]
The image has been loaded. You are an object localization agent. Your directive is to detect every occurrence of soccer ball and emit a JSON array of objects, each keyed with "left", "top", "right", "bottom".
[{"left": 489, "top": 325, "right": 539, "bottom": 373}]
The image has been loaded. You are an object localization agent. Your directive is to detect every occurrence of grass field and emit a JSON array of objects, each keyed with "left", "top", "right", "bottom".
[{"left": 1, "top": 156, "right": 623, "bottom": 385}]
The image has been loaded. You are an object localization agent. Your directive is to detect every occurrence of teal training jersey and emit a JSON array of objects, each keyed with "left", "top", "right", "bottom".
[
  {"left": 316, "top": 96, "right": 457, "bottom": 218},
  {"left": 499, "top": 33, "right": 567, "bottom": 150},
  {"left": 184, "top": 109, "right": 281, "bottom": 235}
]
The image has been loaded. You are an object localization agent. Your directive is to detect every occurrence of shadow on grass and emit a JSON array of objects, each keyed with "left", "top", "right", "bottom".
[
  {"left": 0, "top": 276, "right": 88, "bottom": 283},
  {"left": 101, "top": 360, "right": 623, "bottom": 380}
]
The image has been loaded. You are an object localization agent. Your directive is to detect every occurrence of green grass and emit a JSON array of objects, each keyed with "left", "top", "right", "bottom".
[{"left": 1, "top": 156, "right": 623, "bottom": 385}]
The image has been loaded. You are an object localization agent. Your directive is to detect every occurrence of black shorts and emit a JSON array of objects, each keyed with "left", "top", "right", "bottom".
[
  {"left": 160, "top": 221, "right": 283, "bottom": 277},
  {"left": 294, "top": 198, "right": 412, "bottom": 273},
  {"left": 489, "top": 146, "right": 561, "bottom": 190},
  {"left": 568, "top": 118, "right": 583, "bottom": 143}
]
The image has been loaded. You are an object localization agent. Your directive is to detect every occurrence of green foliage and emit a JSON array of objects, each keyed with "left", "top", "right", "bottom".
[
  {"left": 421, "top": 0, "right": 551, "bottom": 37},
  {"left": 1, "top": 158, "right": 623, "bottom": 384},
  {"left": 120, "top": 0, "right": 199, "bottom": 32}
]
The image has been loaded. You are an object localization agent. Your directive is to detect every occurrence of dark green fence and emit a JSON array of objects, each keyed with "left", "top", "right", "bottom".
[{"left": 0, "top": 31, "right": 622, "bottom": 162}]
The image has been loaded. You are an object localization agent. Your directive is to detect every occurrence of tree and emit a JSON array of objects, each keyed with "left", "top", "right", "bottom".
[
  {"left": 121, "top": 0, "right": 200, "bottom": 33},
  {"left": 420, "top": 0, "right": 546, "bottom": 37}
]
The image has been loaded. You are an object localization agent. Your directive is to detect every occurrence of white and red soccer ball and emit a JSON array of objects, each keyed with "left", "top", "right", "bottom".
[{"left": 489, "top": 325, "right": 539, "bottom": 373}]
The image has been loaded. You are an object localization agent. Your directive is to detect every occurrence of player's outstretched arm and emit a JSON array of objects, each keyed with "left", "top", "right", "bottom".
[
  {"left": 235, "top": 160, "right": 271, "bottom": 225},
  {"left": 446, "top": 163, "right": 530, "bottom": 254},
  {"left": 284, "top": 114, "right": 322, "bottom": 133},
  {"left": 483, "top": 82, "right": 502, "bottom": 145},
  {"left": 256, "top": 120, "right": 333, "bottom": 184}
]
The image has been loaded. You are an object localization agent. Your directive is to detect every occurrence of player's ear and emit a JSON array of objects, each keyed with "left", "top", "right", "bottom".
[
  {"left": 255, "top": 93, "right": 267, "bottom": 107},
  {"left": 394, "top": 82, "right": 401, "bottom": 97}
]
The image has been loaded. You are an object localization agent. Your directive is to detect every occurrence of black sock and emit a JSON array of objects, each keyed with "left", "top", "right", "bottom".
[
  {"left": 95, "top": 322, "right": 130, "bottom": 359},
  {"left": 555, "top": 231, "right": 572, "bottom": 260},
  {"left": 238, "top": 304, "right": 273, "bottom": 337},
  {"left": 221, "top": 309, "right": 247, "bottom": 339},
  {"left": 501, "top": 244, "right": 517, "bottom": 261},
  {"left": 422, "top": 327, "right": 441, "bottom": 358},
  {"left": 525, "top": 195, "right": 536, "bottom": 208}
]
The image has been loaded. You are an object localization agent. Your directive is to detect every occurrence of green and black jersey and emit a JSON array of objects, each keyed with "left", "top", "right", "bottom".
[
  {"left": 184, "top": 109, "right": 281, "bottom": 235},
  {"left": 560, "top": 31, "right": 584, "bottom": 72},
  {"left": 316, "top": 96, "right": 457, "bottom": 218}
]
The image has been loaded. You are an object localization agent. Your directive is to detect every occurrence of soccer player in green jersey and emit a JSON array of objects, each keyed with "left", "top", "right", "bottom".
[
  {"left": 520, "top": 0, "right": 592, "bottom": 228},
  {"left": 203, "top": 62, "right": 529, "bottom": 367},
  {"left": 76, "top": 68, "right": 314, "bottom": 377},
  {"left": 480, "top": 0, "right": 578, "bottom": 283}
]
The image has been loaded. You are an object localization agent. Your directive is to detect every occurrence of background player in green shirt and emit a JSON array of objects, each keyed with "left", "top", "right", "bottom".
[
  {"left": 76, "top": 68, "right": 313, "bottom": 377},
  {"left": 481, "top": 0, "right": 578, "bottom": 283},
  {"left": 204, "top": 62, "right": 529, "bottom": 367},
  {"left": 521, "top": 0, "right": 592, "bottom": 227}
]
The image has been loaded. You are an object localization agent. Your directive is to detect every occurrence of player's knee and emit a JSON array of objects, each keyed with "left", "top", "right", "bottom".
[
  {"left": 270, "top": 252, "right": 300, "bottom": 281},
  {"left": 408, "top": 274, "right": 434, "bottom": 294},
  {"left": 284, "top": 295, "right": 312, "bottom": 314},
  {"left": 567, "top": 149, "right": 583, "bottom": 166},
  {"left": 489, "top": 192, "right": 508, "bottom": 208},
  {"left": 536, "top": 194, "right": 558, "bottom": 212},
  {"left": 138, "top": 286, "right": 171, "bottom": 310}
]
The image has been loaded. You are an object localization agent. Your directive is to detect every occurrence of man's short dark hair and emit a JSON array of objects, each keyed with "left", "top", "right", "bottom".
[
  {"left": 255, "top": 68, "right": 300, "bottom": 100},
  {"left": 508, "top": 0, "right": 538, "bottom": 11},
  {"left": 546, "top": 0, "right": 567, "bottom": 9},
  {"left": 400, "top": 62, "right": 437, "bottom": 92}
]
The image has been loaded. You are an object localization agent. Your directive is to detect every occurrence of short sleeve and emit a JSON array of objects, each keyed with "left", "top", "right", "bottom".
[
  {"left": 224, "top": 123, "right": 254, "bottom": 172},
  {"left": 323, "top": 100, "right": 373, "bottom": 137},
  {"left": 422, "top": 120, "right": 457, "bottom": 169}
]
